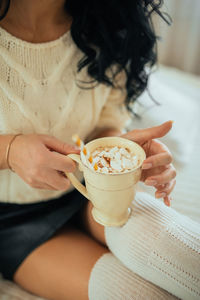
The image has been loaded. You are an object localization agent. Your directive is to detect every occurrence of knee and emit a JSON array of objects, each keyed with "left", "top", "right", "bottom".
[
  {"left": 88, "top": 252, "right": 177, "bottom": 300},
  {"left": 104, "top": 192, "right": 181, "bottom": 264}
]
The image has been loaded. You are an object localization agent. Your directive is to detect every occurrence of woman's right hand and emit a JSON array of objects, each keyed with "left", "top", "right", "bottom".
[{"left": 8, "top": 134, "right": 80, "bottom": 191}]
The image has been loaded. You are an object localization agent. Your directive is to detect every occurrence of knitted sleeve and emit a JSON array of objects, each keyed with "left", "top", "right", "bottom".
[
  {"left": 95, "top": 86, "right": 131, "bottom": 132},
  {"left": 95, "top": 71, "right": 132, "bottom": 132}
]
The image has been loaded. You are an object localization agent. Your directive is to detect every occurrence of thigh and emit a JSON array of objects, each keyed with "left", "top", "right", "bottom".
[
  {"left": 77, "top": 200, "right": 107, "bottom": 247},
  {"left": 13, "top": 224, "right": 109, "bottom": 300}
]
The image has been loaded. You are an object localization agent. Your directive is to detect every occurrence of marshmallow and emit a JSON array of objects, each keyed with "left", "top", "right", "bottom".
[
  {"left": 101, "top": 167, "right": 109, "bottom": 173},
  {"left": 119, "top": 147, "right": 130, "bottom": 157},
  {"left": 110, "top": 159, "right": 123, "bottom": 172},
  {"left": 122, "top": 157, "right": 133, "bottom": 169},
  {"left": 92, "top": 150, "right": 101, "bottom": 157},
  {"left": 100, "top": 158, "right": 110, "bottom": 168},
  {"left": 84, "top": 146, "right": 139, "bottom": 174}
]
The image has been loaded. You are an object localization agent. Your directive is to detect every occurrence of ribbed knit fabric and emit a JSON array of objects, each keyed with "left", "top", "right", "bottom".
[
  {"left": 88, "top": 252, "right": 178, "bottom": 300},
  {"left": 104, "top": 192, "right": 200, "bottom": 300},
  {"left": 0, "top": 275, "right": 44, "bottom": 300},
  {"left": 0, "top": 26, "right": 131, "bottom": 204}
]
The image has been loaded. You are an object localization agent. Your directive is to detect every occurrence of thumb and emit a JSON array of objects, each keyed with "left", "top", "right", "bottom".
[
  {"left": 122, "top": 121, "right": 173, "bottom": 144},
  {"left": 43, "top": 135, "right": 80, "bottom": 155}
]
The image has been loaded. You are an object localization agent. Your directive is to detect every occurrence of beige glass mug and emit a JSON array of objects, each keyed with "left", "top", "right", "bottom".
[{"left": 65, "top": 136, "right": 146, "bottom": 227}]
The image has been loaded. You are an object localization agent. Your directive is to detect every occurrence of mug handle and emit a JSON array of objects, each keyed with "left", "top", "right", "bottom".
[{"left": 65, "top": 154, "right": 90, "bottom": 200}]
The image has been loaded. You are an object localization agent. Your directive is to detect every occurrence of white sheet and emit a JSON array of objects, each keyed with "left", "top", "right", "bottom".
[{"left": 130, "top": 65, "right": 200, "bottom": 223}]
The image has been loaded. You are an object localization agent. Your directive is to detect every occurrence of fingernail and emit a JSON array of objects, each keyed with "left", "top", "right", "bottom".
[
  {"left": 145, "top": 180, "right": 157, "bottom": 186},
  {"left": 156, "top": 192, "right": 166, "bottom": 198},
  {"left": 142, "top": 163, "right": 152, "bottom": 170},
  {"left": 68, "top": 145, "right": 80, "bottom": 151}
]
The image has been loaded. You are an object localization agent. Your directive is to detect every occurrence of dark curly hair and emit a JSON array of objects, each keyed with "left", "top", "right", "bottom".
[{"left": 0, "top": 0, "right": 171, "bottom": 113}]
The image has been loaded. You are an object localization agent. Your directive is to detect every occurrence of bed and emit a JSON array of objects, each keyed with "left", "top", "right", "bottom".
[{"left": 0, "top": 64, "right": 200, "bottom": 299}]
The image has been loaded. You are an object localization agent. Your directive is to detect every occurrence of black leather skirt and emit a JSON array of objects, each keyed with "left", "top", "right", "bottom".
[{"left": 0, "top": 189, "right": 88, "bottom": 280}]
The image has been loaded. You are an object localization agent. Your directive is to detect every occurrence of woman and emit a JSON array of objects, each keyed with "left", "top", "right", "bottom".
[{"left": 0, "top": 1, "right": 199, "bottom": 300}]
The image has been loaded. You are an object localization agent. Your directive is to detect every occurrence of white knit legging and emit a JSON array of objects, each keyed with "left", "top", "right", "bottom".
[
  {"left": 89, "top": 252, "right": 178, "bottom": 300},
  {"left": 89, "top": 192, "right": 200, "bottom": 300}
]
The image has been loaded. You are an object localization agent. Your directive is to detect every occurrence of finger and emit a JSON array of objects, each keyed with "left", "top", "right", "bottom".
[
  {"left": 145, "top": 164, "right": 176, "bottom": 185},
  {"left": 164, "top": 196, "right": 171, "bottom": 207},
  {"left": 32, "top": 182, "right": 58, "bottom": 190},
  {"left": 43, "top": 135, "right": 80, "bottom": 155},
  {"left": 142, "top": 152, "right": 172, "bottom": 170},
  {"left": 142, "top": 139, "right": 172, "bottom": 160},
  {"left": 155, "top": 179, "right": 176, "bottom": 198},
  {"left": 48, "top": 151, "right": 77, "bottom": 173},
  {"left": 122, "top": 121, "right": 173, "bottom": 144},
  {"left": 154, "top": 183, "right": 167, "bottom": 191},
  {"left": 46, "top": 170, "right": 71, "bottom": 191}
]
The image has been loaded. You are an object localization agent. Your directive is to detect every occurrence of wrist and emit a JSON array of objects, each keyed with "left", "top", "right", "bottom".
[
  {"left": 0, "top": 135, "right": 14, "bottom": 169},
  {"left": 5, "top": 134, "right": 22, "bottom": 171}
]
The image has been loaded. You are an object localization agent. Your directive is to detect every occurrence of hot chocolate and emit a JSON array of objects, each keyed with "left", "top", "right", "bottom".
[{"left": 81, "top": 146, "right": 139, "bottom": 174}]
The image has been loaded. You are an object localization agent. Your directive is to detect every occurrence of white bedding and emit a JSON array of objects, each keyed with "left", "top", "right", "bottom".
[
  {"left": 129, "top": 65, "right": 200, "bottom": 223},
  {"left": 1, "top": 64, "right": 200, "bottom": 299}
]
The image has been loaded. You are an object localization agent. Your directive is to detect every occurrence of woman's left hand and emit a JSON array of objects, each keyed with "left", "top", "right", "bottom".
[{"left": 121, "top": 121, "right": 176, "bottom": 207}]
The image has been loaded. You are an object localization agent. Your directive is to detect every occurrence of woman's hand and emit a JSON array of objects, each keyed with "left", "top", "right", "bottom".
[
  {"left": 122, "top": 121, "right": 176, "bottom": 207},
  {"left": 8, "top": 134, "right": 80, "bottom": 191}
]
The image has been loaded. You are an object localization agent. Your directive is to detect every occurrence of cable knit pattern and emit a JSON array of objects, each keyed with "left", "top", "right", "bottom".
[
  {"left": 0, "top": 26, "right": 131, "bottom": 203},
  {"left": 105, "top": 192, "right": 200, "bottom": 300},
  {"left": 88, "top": 252, "right": 178, "bottom": 300}
]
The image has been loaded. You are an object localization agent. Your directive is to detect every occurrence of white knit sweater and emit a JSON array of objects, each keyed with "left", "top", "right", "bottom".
[{"left": 0, "top": 26, "right": 131, "bottom": 204}]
